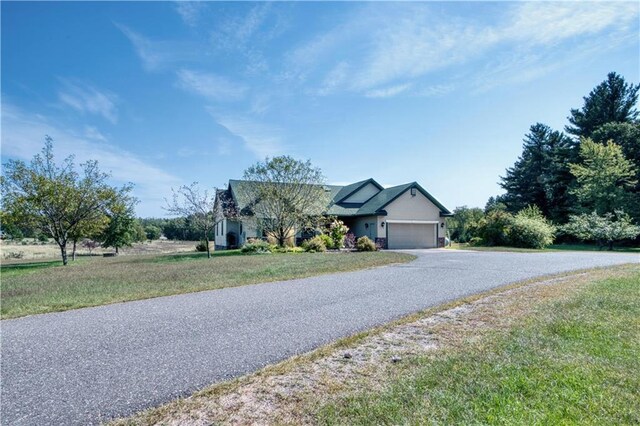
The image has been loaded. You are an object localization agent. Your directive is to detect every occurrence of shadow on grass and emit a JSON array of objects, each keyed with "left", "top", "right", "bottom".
[
  {"left": 149, "top": 249, "right": 244, "bottom": 263},
  {"left": 1, "top": 259, "right": 64, "bottom": 273}
]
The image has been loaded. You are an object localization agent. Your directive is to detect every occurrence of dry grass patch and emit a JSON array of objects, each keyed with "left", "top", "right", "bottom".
[{"left": 112, "top": 265, "right": 639, "bottom": 426}]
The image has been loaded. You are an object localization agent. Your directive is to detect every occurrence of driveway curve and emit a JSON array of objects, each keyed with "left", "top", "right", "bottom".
[{"left": 1, "top": 250, "right": 638, "bottom": 425}]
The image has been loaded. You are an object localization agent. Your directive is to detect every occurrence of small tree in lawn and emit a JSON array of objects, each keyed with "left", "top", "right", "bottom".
[
  {"left": 100, "top": 191, "right": 138, "bottom": 255},
  {"left": 165, "top": 183, "right": 216, "bottom": 258},
  {"left": 1, "top": 136, "right": 131, "bottom": 265},
  {"left": 241, "top": 156, "right": 329, "bottom": 247},
  {"left": 562, "top": 210, "right": 640, "bottom": 250}
]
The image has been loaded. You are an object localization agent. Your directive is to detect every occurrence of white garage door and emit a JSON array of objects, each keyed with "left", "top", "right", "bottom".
[{"left": 387, "top": 223, "right": 435, "bottom": 249}]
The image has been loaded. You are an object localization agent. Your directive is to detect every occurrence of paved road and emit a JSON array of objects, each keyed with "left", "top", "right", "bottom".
[{"left": 2, "top": 250, "right": 638, "bottom": 425}]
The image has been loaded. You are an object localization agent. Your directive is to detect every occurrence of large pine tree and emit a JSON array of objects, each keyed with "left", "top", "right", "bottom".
[
  {"left": 500, "top": 123, "right": 577, "bottom": 222},
  {"left": 566, "top": 72, "right": 639, "bottom": 138}
]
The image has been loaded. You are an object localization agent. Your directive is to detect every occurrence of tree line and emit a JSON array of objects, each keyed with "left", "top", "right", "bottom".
[{"left": 449, "top": 72, "right": 640, "bottom": 249}]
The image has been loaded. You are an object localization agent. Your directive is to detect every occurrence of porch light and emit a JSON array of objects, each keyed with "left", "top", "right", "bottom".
[
  {"left": 440, "top": 222, "right": 445, "bottom": 228},
  {"left": 381, "top": 221, "right": 385, "bottom": 228}
]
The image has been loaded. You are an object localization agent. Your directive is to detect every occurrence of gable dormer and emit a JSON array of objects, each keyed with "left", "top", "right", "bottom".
[{"left": 331, "top": 178, "right": 384, "bottom": 207}]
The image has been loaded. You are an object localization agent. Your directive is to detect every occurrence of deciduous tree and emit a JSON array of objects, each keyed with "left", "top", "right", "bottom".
[
  {"left": 241, "top": 156, "right": 329, "bottom": 247},
  {"left": 1, "top": 137, "right": 132, "bottom": 265},
  {"left": 570, "top": 139, "right": 637, "bottom": 214},
  {"left": 165, "top": 183, "right": 217, "bottom": 258}
]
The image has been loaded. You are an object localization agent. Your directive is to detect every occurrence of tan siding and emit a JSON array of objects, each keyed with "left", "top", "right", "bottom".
[
  {"left": 384, "top": 189, "right": 446, "bottom": 237},
  {"left": 342, "top": 183, "right": 380, "bottom": 203}
]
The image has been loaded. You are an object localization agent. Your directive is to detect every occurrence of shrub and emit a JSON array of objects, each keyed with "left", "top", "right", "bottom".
[
  {"left": 562, "top": 210, "right": 640, "bottom": 250},
  {"left": 473, "top": 210, "right": 513, "bottom": 246},
  {"left": 274, "top": 246, "right": 305, "bottom": 253},
  {"left": 343, "top": 233, "right": 356, "bottom": 249},
  {"left": 302, "top": 236, "right": 327, "bottom": 252},
  {"left": 195, "top": 240, "right": 209, "bottom": 252},
  {"left": 328, "top": 219, "right": 349, "bottom": 249},
  {"left": 266, "top": 235, "right": 278, "bottom": 246},
  {"left": 241, "top": 239, "right": 275, "bottom": 254},
  {"left": 509, "top": 211, "right": 555, "bottom": 249},
  {"left": 318, "top": 234, "right": 334, "bottom": 250},
  {"left": 356, "top": 236, "right": 376, "bottom": 251},
  {"left": 37, "top": 233, "right": 49, "bottom": 242}
]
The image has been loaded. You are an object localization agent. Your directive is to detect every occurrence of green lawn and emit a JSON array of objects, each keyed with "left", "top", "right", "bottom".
[
  {"left": 449, "top": 242, "right": 640, "bottom": 253},
  {"left": 1, "top": 250, "right": 414, "bottom": 319},
  {"left": 317, "top": 268, "right": 640, "bottom": 425}
]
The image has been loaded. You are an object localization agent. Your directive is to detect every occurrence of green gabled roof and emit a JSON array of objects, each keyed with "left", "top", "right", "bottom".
[
  {"left": 355, "top": 183, "right": 414, "bottom": 215},
  {"left": 330, "top": 178, "right": 383, "bottom": 204},
  {"left": 224, "top": 178, "right": 451, "bottom": 218}
]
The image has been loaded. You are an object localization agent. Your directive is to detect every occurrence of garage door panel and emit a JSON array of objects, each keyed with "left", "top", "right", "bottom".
[{"left": 388, "top": 223, "right": 435, "bottom": 249}]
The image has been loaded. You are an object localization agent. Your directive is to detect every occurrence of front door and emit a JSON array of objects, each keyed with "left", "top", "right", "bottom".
[{"left": 367, "top": 222, "right": 376, "bottom": 240}]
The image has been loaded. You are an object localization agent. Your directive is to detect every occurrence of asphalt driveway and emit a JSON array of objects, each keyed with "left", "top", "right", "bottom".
[{"left": 1, "top": 250, "right": 638, "bottom": 425}]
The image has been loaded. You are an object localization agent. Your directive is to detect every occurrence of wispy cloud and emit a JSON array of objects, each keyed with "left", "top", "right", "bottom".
[
  {"left": 176, "top": 69, "right": 248, "bottom": 101},
  {"left": 2, "top": 103, "right": 183, "bottom": 217},
  {"left": 175, "top": 2, "right": 205, "bottom": 27},
  {"left": 58, "top": 80, "right": 119, "bottom": 123},
  {"left": 211, "top": 3, "right": 272, "bottom": 49},
  {"left": 365, "top": 83, "right": 411, "bottom": 99},
  {"left": 209, "top": 109, "right": 285, "bottom": 158},
  {"left": 115, "top": 23, "right": 199, "bottom": 71},
  {"left": 284, "top": 2, "right": 639, "bottom": 97}
]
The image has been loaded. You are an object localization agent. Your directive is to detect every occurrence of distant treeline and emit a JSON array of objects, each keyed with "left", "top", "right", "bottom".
[{"left": 139, "top": 217, "right": 214, "bottom": 241}]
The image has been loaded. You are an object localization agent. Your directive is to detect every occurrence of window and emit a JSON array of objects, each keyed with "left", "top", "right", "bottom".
[{"left": 410, "top": 187, "right": 417, "bottom": 196}]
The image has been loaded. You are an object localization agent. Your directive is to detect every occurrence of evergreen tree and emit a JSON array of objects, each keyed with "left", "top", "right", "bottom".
[
  {"left": 566, "top": 72, "right": 639, "bottom": 138},
  {"left": 500, "top": 123, "right": 576, "bottom": 222}
]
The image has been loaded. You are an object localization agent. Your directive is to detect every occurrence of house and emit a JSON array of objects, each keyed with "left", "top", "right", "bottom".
[{"left": 214, "top": 178, "right": 452, "bottom": 250}]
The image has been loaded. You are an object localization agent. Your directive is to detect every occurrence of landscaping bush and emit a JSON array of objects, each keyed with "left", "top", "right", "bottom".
[
  {"left": 472, "top": 210, "right": 513, "bottom": 246},
  {"left": 509, "top": 211, "right": 555, "bottom": 249},
  {"left": 562, "top": 210, "right": 640, "bottom": 250},
  {"left": 274, "top": 246, "right": 304, "bottom": 253},
  {"left": 302, "top": 236, "right": 327, "bottom": 252},
  {"left": 195, "top": 240, "right": 209, "bottom": 252},
  {"left": 241, "top": 239, "right": 275, "bottom": 254},
  {"left": 319, "top": 234, "right": 334, "bottom": 250},
  {"left": 344, "top": 233, "right": 356, "bottom": 249},
  {"left": 328, "top": 219, "right": 349, "bottom": 249},
  {"left": 356, "top": 236, "right": 376, "bottom": 251}
]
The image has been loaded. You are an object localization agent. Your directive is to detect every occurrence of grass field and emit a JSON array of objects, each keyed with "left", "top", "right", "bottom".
[
  {"left": 1, "top": 250, "right": 414, "bottom": 319},
  {"left": 449, "top": 242, "right": 640, "bottom": 253},
  {"left": 1, "top": 239, "right": 198, "bottom": 262},
  {"left": 317, "top": 267, "right": 640, "bottom": 424},
  {"left": 112, "top": 265, "right": 640, "bottom": 425}
]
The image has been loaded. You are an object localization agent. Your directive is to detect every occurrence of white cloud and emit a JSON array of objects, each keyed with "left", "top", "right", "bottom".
[
  {"left": 83, "top": 126, "right": 108, "bottom": 142},
  {"left": 284, "top": 2, "right": 639, "bottom": 97},
  {"left": 209, "top": 110, "right": 285, "bottom": 159},
  {"left": 416, "top": 84, "right": 455, "bottom": 97},
  {"left": 365, "top": 83, "right": 412, "bottom": 99},
  {"left": 212, "top": 3, "right": 272, "bottom": 49},
  {"left": 176, "top": 69, "right": 248, "bottom": 101},
  {"left": 317, "top": 62, "right": 350, "bottom": 96},
  {"left": 58, "top": 80, "right": 119, "bottom": 123},
  {"left": 175, "top": 2, "right": 204, "bottom": 27},
  {"left": 2, "top": 103, "right": 183, "bottom": 217},
  {"left": 115, "top": 23, "right": 199, "bottom": 71}
]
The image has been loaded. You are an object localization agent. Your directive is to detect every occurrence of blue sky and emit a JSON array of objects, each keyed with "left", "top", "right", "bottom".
[{"left": 2, "top": 1, "right": 639, "bottom": 217}]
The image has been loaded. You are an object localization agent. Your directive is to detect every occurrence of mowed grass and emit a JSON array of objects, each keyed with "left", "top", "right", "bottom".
[
  {"left": 1, "top": 251, "right": 414, "bottom": 319},
  {"left": 317, "top": 269, "right": 640, "bottom": 425}
]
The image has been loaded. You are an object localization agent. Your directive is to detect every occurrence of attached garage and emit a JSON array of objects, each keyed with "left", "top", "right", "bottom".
[{"left": 386, "top": 221, "right": 438, "bottom": 249}]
